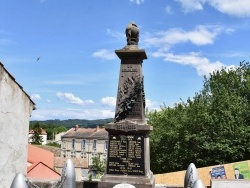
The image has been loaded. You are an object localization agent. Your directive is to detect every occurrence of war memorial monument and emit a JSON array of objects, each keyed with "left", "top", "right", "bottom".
[{"left": 99, "top": 22, "right": 155, "bottom": 188}]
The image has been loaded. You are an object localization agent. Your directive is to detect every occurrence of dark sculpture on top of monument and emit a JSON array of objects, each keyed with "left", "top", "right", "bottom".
[
  {"left": 125, "top": 21, "right": 139, "bottom": 46},
  {"left": 114, "top": 21, "right": 146, "bottom": 124}
]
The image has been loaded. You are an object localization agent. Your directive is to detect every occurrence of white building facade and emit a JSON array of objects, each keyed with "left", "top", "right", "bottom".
[
  {"left": 0, "top": 62, "right": 35, "bottom": 188},
  {"left": 28, "top": 129, "right": 47, "bottom": 145},
  {"left": 60, "top": 126, "right": 108, "bottom": 180}
]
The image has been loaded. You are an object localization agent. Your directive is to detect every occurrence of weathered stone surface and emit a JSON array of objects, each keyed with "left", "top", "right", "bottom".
[
  {"left": 114, "top": 50, "right": 147, "bottom": 124},
  {"left": 211, "top": 179, "right": 250, "bottom": 188},
  {"left": 0, "top": 62, "right": 35, "bottom": 188},
  {"left": 113, "top": 183, "right": 136, "bottom": 188},
  {"left": 99, "top": 175, "right": 155, "bottom": 188}
]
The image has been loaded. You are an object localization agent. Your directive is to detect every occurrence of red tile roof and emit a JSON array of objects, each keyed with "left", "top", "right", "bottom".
[
  {"left": 62, "top": 126, "right": 108, "bottom": 139},
  {"left": 27, "top": 162, "right": 60, "bottom": 180},
  {"left": 29, "top": 129, "right": 47, "bottom": 135},
  {"left": 27, "top": 144, "right": 60, "bottom": 179},
  {"left": 28, "top": 144, "right": 53, "bottom": 168},
  {"left": 54, "top": 157, "right": 88, "bottom": 168}
]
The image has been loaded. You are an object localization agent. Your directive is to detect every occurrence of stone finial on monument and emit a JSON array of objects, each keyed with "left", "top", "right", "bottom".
[
  {"left": 10, "top": 173, "right": 28, "bottom": 188},
  {"left": 192, "top": 179, "right": 205, "bottom": 188},
  {"left": 184, "top": 163, "right": 205, "bottom": 188},
  {"left": 184, "top": 163, "right": 199, "bottom": 188},
  {"left": 62, "top": 159, "right": 76, "bottom": 188},
  {"left": 99, "top": 22, "right": 155, "bottom": 188}
]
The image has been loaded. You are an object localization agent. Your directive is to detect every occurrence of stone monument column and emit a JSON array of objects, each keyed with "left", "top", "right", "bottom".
[{"left": 99, "top": 22, "right": 155, "bottom": 188}]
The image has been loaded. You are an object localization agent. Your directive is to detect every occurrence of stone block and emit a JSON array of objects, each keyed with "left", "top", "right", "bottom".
[{"left": 211, "top": 179, "right": 250, "bottom": 188}]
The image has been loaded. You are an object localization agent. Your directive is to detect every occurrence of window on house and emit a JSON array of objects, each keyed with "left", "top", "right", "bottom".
[
  {"left": 63, "top": 141, "right": 66, "bottom": 149},
  {"left": 72, "top": 139, "right": 75, "bottom": 149},
  {"left": 104, "top": 141, "right": 108, "bottom": 151},
  {"left": 71, "top": 151, "right": 76, "bottom": 158},
  {"left": 81, "top": 152, "right": 87, "bottom": 158},
  {"left": 93, "top": 139, "right": 96, "bottom": 150},
  {"left": 82, "top": 139, "right": 86, "bottom": 150}
]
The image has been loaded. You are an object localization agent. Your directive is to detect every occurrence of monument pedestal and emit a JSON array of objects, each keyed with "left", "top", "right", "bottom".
[
  {"left": 98, "top": 122, "right": 155, "bottom": 188},
  {"left": 99, "top": 172, "right": 155, "bottom": 188}
]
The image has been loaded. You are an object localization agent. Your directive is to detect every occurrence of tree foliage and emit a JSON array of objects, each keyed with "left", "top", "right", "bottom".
[
  {"left": 30, "top": 118, "right": 112, "bottom": 129},
  {"left": 31, "top": 122, "right": 43, "bottom": 145},
  {"left": 30, "top": 123, "right": 68, "bottom": 140},
  {"left": 30, "top": 118, "right": 113, "bottom": 140},
  {"left": 149, "top": 61, "right": 250, "bottom": 174},
  {"left": 91, "top": 153, "right": 106, "bottom": 179}
]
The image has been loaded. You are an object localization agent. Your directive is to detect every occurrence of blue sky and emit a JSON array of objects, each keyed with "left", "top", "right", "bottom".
[{"left": 1, "top": 0, "right": 250, "bottom": 120}]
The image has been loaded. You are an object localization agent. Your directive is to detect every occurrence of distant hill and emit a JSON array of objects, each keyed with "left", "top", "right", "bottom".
[{"left": 30, "top": 118, "right": 113, "bottom": 129}]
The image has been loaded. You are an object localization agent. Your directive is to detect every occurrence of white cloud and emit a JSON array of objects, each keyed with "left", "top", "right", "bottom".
[
  {"left": 144, "top": 25, "right": 222, "bottom": 48},
  {"left": 129, "top": 0, "right": 145, "bottom": 5},
  {"left": 30, "top": 108, "right": 114, "bottom": 121},
  {"left": 175, "top": 0, "right": 204, "bottom": 12},
  {"left": 152, "top": 51, "right": 225, "bottom": 76},
  {"left": 146, "top": 99, "right": 160, "bottom": 111},
  {"left": 31, "top": 94, "right": 41, "bottom": 101},
  {"left": 175, "top": 0, "right": 250, "bottom": 17},
  {"left": 46, "top": 99, "right": 52, "bottom": 103},
  {"left": 101, "top": 97, "right": 116, "bottom": 107},
  {"left": 209, "top": 0, "right": 250, "bottom": 17},
  {"left": 56, "top": 92, "right": 94, "bottom": 106},
  {"left": 106, "top": 29, "right": 124, "bottom": 40},
  {"left": 46, "top": 81, "right": 83, "bottom": 85},
  {"left": 93, "top": 49, "right": 116, "bottom": 60},
  {"left": 165, "top": 5, "right": 173, "bottom": 14}
]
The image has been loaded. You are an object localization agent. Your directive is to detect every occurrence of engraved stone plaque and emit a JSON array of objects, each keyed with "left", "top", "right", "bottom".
[{"left": 107, "top": 134, "right": 145, "bottom": 176}]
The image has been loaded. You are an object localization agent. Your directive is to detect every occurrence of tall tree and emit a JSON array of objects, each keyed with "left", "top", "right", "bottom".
[
  {"left": 31, "top": 122, "right": 43, "bottom": 145},
  {"left": 149, "top": 61, "right": 250, "bottom": 174}
]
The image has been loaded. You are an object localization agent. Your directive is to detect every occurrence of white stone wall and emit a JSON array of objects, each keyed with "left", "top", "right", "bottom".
[
  {"left": 61, "top": 138, "right": 108, "bottom": 161},
  {"left": 0, "top": 64, "right": 34, "bottom": 188},
  {"left": 54, "top": 132, "right": 65, "bottom": 144}
]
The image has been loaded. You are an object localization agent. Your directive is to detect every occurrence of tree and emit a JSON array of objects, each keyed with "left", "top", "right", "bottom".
[
  {"left": 148, "top": 61, "right": 250, "bottom": 174},
  {"left": 29, "top": 123, "right": 68, "bottom": 140},
  {"left": 90, "top": 153, "right": 106, "bottom": 179},
  {"left": 31, "top": 122, "right": 43, "bottom": 145}
]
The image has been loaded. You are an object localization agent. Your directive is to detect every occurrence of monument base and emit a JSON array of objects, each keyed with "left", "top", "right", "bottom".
[{"left": 98, "top": 171, "right": 155, "bottom": 188}]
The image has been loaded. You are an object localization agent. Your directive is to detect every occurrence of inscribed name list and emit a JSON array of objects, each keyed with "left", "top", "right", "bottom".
[{"left": 107, "top": 134, "right": 145, "bottom": 175}]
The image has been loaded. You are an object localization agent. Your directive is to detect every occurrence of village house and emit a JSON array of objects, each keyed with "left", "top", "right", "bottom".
[
  {"left": 58, "top": 125, "right": 108, "bottom": 180},
  {"left": 28, "top": 128, "right": 47, "bottom": 145}
]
